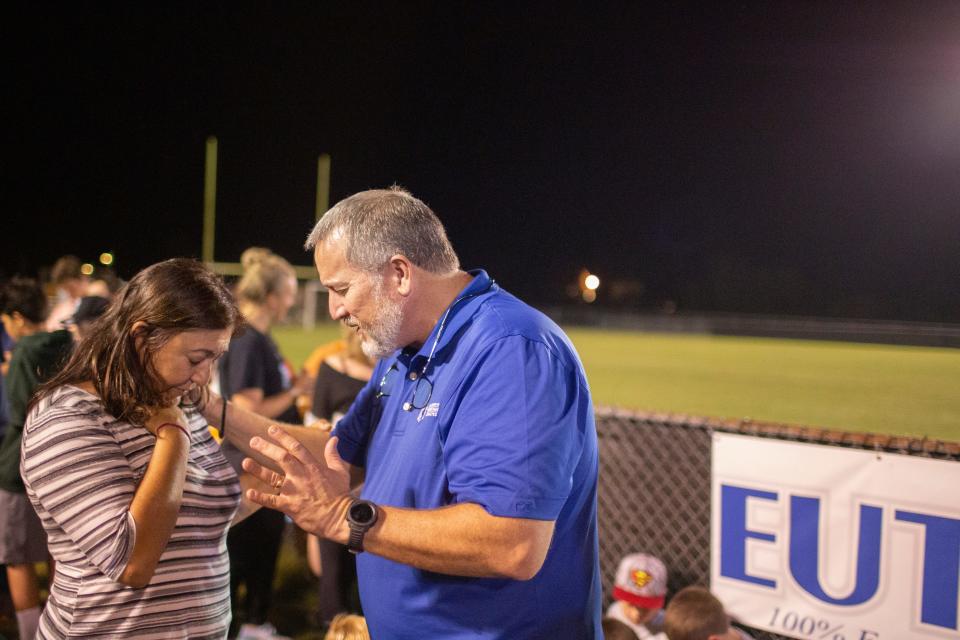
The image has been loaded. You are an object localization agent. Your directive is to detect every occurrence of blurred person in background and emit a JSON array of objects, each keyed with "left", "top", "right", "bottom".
[
  {"left": 306, "top": 327, "right": 374, "bottom": 626},
  {"left": 1, "top": 303, "right": 12, "bottom": 371},
  {"left": 0, "top": 277, "right": 73, "bottom": 639},
  {"left": 663, "top": 586, "right": 753, "bottom": 640},
  {"left": 87, "top": 265, "right": 123, "bottom": 298},
  {"left": 606, "top": 553, "right": 668, "bottom": 639},
  {"left": 0, "top": 315, "right": 13, "bottom": 438},
  {"left": 218, "top": 248, "right": 312, "bottom": 640},
  {"left": 603, "top": 617, "right": 641, "bottom": 640},
  {"left": 62, "top": 295, "right": 110, "bottom": 343},
  {"left": 304, "top": 329, "right": 373, "bottom": 427},
  {"left": 323, "top": 613, "right": 369, "bottom": 640},
  {"left": 44, "top": 256, "right": 90, "bottom": 331}
]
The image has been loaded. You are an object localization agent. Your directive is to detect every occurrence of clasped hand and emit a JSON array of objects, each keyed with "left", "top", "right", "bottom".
[
  {"left": 242, "top": 426, "right": 351, "bottom": 542},
  {"left": 144, "top": 402, "right": 189, "bottom": 437}
]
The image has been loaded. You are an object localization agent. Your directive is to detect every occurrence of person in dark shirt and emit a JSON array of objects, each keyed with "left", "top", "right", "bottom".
[
  {"left": 0, "top": 320, "right": 13, "bottom": 438},
  {"left": 218, "top": 248, "right": 312, "bottom": 640},
  {"left": 306, "top": 328, "right": 374, "bottom": 626},
  {"left": 0, "top": 277, "right": 72, "bottom": 640},
  {"left": 309, "top": 329, "right": 373, "bottom": 425}
]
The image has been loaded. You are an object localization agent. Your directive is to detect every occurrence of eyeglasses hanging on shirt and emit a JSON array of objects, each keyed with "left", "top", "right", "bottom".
[{"left": 375, "top": 280, "right": 494, "bottom": 412}]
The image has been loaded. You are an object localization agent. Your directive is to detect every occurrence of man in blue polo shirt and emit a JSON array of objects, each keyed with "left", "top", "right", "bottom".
[{"left": 245, "top": 187, "right": 602, "bottom": 638}]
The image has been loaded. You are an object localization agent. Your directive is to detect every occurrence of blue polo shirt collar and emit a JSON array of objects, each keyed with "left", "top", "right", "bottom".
[{"left": 396, "top": 269, "right": 498, "bottom": 371}]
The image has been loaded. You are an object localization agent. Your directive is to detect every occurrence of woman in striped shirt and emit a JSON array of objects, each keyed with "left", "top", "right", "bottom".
[{"left": 21, "top": 259, "right": 329, "bottom": 639}]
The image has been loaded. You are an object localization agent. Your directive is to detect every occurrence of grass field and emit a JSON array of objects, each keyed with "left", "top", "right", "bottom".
[{"left": 274, "top": 324, "right": 960, "bottom": 441}]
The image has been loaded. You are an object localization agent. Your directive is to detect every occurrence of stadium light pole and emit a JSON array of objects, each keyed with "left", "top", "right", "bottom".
[
  {"left": 202, "top": 136, "right": 218, "bottom": 263},
  {"left": 315, "top": 153, "right": 331, "bottom": 220}
]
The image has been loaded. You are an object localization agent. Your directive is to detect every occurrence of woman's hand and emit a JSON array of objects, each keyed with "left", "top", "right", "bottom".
[
  {"left": 290, "top": 370, "right": 315, "bottom": 397},
  {"left": 121, "top": 403, "right": 191, "bottom": 587},
  {"left": 305, "top": 418, "right": 333, "bottom": 432},
  {"left": 144, "top": 403, "right": 189, "bottom": 437}
]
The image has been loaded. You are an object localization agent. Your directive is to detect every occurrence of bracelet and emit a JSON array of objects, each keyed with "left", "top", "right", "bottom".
[{"left": 157, "top": 422, "right": 190, "bottom": 441}]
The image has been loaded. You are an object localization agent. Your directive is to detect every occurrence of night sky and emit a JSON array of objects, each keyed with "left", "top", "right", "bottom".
[{"left": 6, "top": 3, "right": 960, "bottom": 321}]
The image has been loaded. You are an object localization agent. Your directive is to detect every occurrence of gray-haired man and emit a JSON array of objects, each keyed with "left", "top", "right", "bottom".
[{"left": 245, "top": 187, "right": 602, "bottom": 638}]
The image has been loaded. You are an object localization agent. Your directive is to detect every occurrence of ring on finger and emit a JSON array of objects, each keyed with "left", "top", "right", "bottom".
[{"left": 272, "top": 475, "right": 284, "bottom": 490}]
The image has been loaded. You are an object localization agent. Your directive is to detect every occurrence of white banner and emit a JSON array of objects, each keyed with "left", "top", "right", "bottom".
[{"left": 711, "top": 433, "right": 960, "bottom": 640}]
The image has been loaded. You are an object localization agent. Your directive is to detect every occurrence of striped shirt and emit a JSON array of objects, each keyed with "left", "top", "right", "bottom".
[{"left": 22, "top": 385, "right": 241, "bottom": 639}]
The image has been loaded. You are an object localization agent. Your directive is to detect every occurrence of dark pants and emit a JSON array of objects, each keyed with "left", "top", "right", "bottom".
[
  {"left": 228, "top": 508, "right": 286, "bottom": 632},
  {"left": 316, "top": 538, "right": 361, "bottom": 625}
]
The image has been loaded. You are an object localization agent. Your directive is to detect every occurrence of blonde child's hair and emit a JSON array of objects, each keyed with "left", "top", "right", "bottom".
[{"left": 324, "top": 614, "right": 369, "bottom": 640}]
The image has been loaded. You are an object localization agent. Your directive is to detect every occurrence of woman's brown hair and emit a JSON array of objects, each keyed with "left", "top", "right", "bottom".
[{"left": 34, "top": 258, "right": 241, "bottom": 425}]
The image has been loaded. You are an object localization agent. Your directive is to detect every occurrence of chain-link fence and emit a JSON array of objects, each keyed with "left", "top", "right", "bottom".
[{"left": 595, "top": 407, "right": 960, "bottom": 640}]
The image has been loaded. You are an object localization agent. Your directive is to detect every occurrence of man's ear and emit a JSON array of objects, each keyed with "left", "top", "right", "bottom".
[{"left": 387, "top": 255, "right": 414, "bottom": 297}]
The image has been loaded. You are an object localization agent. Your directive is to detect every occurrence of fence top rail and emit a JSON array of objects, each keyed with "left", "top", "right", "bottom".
[{"left": 594, "top": 405, "right": 960, "bottom": 459}]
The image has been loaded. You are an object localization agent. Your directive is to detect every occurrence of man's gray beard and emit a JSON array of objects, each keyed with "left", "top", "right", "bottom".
[{"left": 359, "top": 281, "right": 403, "bottom": 360}]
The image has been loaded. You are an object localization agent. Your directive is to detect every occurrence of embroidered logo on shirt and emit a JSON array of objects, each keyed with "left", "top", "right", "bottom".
[{"left": 417, "top": 402, "right": 440, "bottom": 423}]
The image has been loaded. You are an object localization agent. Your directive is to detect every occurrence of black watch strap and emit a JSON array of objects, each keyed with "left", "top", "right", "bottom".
[
  {"left": 346, "top": 499, "right": 378, "bottom": 554},
  {"left": 348, "top": 526, "right": 367, "bottom": 554}
]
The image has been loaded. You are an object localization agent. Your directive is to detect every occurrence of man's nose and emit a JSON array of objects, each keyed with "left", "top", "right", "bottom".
[{"left": 328, "top": 294, "right": 347, "bottom": 321}]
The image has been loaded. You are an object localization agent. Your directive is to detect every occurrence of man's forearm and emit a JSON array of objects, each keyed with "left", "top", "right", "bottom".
[
  {"left": 240, "top": 429, "right": 552, "bottom": 580},
  {"left": 357, "top": 502, "right": 555, "bottom": 581}
]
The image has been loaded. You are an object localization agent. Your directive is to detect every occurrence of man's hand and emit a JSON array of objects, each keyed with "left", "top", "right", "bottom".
[{"left": 242, "top": 426, "right": 352, "bottom": 541}]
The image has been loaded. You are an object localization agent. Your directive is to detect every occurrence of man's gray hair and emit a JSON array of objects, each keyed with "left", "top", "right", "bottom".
[{"left": 305, "top": 187, "right": 460, "bottom": 275}]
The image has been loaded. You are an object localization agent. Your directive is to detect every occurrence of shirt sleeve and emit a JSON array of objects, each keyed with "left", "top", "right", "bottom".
[
  {"left": 21, "top": 405, "right": 139, "bottom": 582},
  {"left": 5, "top": 345, "right": 42, "bottom": 431},
  {"left": 440, "top": 335, "right": 588, "bottom": 521},
  {"left": 222, "top": 334, "right": 268, "bottom": 396},
  {"left": 332, "top": 363, "right": 386, "bottom": 467}
]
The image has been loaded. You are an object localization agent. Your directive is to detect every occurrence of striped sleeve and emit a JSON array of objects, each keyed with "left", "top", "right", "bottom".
[{"left": 22, "top": 404, "right": 138, "bottom": 582}]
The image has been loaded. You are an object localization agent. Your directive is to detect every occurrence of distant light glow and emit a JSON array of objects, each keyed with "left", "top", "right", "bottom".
[
  {"left": 80, "top": 263, "right": 95, "bottom": 276},
  {"left": 99, "top": 252, "right": 114, "bottom": 266},
  {"left": 581, "top": 289, "right": 597, "bottom": 303},
  {"left": 584, "top": 274, "right": 600, "bottom": 290}
]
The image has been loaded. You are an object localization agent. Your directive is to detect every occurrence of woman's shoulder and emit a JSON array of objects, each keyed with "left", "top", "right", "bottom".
[
  {"left": 26, "top": 385, "right": 113, "bottom": 435},
  {"left": 322, "top": 354, "right": 347, "bottom": 374},
  {"left": 321, "top": 354, "right": 372, "bottom": 382}
]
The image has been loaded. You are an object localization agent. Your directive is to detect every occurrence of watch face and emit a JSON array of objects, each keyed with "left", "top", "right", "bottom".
[{"left": 349, "top": 501, "right": 375, "bottom": 525}]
